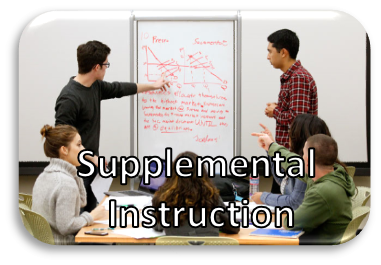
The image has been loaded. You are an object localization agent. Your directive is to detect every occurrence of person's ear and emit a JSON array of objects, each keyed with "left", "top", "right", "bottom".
[
  {"left": 59, "top": 146, "right": 69, "bottom": 157},
  {"left": 281, "top": 48, "right": 288, "bottom": 58}
]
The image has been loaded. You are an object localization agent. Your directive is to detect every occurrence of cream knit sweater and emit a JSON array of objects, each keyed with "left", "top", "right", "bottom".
[{"left": 32, "top": 158, "right": 94, "bottom": 245}]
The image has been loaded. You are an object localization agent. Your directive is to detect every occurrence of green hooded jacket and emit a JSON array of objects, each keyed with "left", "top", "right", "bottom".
[{"left": 268, "top": 143, "right": 356, "bottom": 245}]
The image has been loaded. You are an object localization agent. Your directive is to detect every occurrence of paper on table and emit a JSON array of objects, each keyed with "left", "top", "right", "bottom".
[
  {"left": 94, "top": 217, "right": 140, "bottom": 227},
  {"left": 91, "top": 173, "right": 113, "bottom": 204},
  {"left": 94, "top": 214, "right": 151, "bottom": 227},
  {"left": 112, "top": 227, "right": 165, "bottom": 239}
]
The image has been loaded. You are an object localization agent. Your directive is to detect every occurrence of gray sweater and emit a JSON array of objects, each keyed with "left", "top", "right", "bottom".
[{"left": 32, "top": 158, "right": 94, "bottom": 244}]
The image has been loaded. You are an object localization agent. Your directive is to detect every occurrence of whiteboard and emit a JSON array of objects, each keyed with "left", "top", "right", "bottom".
[{"left": 136, "top": 21, "right": 236, "bottom": 162}]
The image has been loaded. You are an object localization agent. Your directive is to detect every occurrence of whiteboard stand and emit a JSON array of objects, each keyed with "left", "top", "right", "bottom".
[
  {"left": 130, "top": 11, "right": 136, "bottom": 190},
  {"left": 131, "top": 11, "right": 242, "bottom": 176}
]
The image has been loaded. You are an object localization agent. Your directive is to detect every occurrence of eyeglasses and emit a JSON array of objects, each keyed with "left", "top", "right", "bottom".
[{"left": 102, "top": 62, "right": 110, "bottom": 68}]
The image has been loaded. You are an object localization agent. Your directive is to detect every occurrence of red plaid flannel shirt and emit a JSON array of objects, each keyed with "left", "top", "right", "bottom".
[{"left": 273, "top": 60, "right": 318, "bottom": 149}]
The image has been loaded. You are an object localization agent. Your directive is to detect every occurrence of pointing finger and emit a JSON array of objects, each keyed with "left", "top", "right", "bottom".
[
  {"left": 251, "top": 132, "right": 266, "bottom": 137},
  {"left": 259, "top": 123, "right": 268, "bottom": 130}
]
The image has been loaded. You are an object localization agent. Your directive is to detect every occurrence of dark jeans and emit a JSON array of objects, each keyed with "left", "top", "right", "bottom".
[
  {"left": 78, "top": 165, "right": 98, "bottom": 213},
  {"left": 299, "top": 234, "right": 340, "bottom": 245}
]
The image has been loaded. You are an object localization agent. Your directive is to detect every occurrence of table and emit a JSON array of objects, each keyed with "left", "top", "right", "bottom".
[{"left": 75, "top": 197, "right": 299, "bottom": 245}]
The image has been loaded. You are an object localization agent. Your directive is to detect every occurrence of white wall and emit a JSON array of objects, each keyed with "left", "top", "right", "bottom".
[
  {"left": 19, "top": 11, "right": 368, "bottom": 163},
  {"left": 19, "top": 11, "right": 132, "bottom": 161},
  {"left": 241, "top": 11, "right": 367, "bottom": 162}
]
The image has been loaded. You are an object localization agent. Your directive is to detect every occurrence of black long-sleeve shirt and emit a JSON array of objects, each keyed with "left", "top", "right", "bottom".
[{"left": 55, "top": 77, "right": 137, "bottom": 156}]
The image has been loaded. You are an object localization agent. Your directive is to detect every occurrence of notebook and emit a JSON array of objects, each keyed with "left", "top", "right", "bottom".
[
  {"left": 250, "top": 229, "right": 304, "bottom": 238},
  {"left": 104, "top": 161, "right": 167, "bottom": 197}
]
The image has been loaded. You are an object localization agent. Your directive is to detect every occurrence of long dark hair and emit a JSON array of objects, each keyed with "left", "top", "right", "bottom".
[
  {"left": 289, "top": 114, "right": 347, "bottom": 171},
  {"left": 152, "top": 151, "right": 220, "bottom": 224}
]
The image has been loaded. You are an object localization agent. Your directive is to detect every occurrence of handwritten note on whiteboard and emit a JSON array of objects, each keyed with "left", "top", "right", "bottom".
[{"left": 137, "top": 21, "right": 235, "bottom": 163}]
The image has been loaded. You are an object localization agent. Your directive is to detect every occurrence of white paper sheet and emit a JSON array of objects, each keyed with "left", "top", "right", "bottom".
[
  {"left": 94, "top": 217, "right": 141, "bottom": 227},
  {"left": 112, "top": 228, "right": 165, "bottom": 239},
  {"left": 90, "top": 173, "right": 113, "bottom": 204},
  {"left": 94, "top": 216, "right": 149, "bottom": 227}
]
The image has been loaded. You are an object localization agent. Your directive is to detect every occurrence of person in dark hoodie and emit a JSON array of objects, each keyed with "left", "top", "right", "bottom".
[{"left": 253, "top": 133, "right": 355, "bottom": 245}]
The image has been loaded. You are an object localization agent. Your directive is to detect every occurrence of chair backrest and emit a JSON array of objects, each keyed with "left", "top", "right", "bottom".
[
  {"left": 340, "top": 206, "right": 370, "bottom": 244},
  {"left": 346, "top": 166, "right": 356, "bottom": 178},
  {"left": 19, "top": 193, "right": 34, "bottom": 235},
  {"left": 351, "top": 186, "right": 371, "bottom": 209},
  {"left": 156, "top": 236, "right": 239, "bottom": 245},
  {"left": 19, "top": 193, "right": 33, "bottom": 209},
  {"left": 19, "top": 203, "right": 33, "bottom": 236},
  {"left": 18, "top": 206, "right": 55, "bottom": 245}
]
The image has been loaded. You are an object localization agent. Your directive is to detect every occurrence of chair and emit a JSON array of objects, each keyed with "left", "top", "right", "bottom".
[
  {"left": 19, "top": 193, "right": 33, "bottom": 235},
  {"left": 351, "top": 186, "right": 371, "bottom": 209},
  {"left": 346, "top": 166, "right": 356, "bottom": 178},
  {"left": 18, "top": 205, "right": 55, "bottom": 245},
  {"left": 19, "top": 201, "right": 33, "bottom": 235},
  {"left": 155, "top": 236, "right": 239, "bottom": 245},
  {"left": 19, "top": 193, "right": 33, "bottom": 209},
  {"left": 340, "top": 206, "right": 370, "bottom": 244}
]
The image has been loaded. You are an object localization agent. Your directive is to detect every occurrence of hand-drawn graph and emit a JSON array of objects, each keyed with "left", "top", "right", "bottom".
[
  {"left": 137, "top": 20, "right": 235, "bottom": 164},
  {"left": 142, "top": 45, "right": 228, "bottom": 91}
]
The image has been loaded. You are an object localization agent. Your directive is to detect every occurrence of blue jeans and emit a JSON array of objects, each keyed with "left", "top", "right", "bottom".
[{"left": 260, "top": 154, "right": 306, "bottom": 210}]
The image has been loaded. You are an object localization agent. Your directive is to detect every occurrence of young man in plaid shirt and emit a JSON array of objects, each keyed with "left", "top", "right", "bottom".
[{"left": 264, "top": 29, "right": 318, "bottom": 192}]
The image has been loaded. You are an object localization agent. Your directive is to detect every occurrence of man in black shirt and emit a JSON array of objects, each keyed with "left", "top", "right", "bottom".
[{"left": 55, "top": 40, "right": 170, "bottom": 212}]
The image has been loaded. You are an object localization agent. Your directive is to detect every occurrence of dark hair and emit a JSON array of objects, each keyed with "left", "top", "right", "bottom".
[
  {"left": 289, "top": 114, "right": 331, "bottom": 156},
  {"left": 40, "top": 124, "right": 78, "bottom": 158},
  {"left": 306, "top": 134, "right": 338, "bottom": 168},
  {"left": 77, "top": 40, "right": 111, "bottom": 74},
  {"left": 151, "top": 151, "right": 220, "bottom": 224},
  {"left": 267, "top": 29, "right": 299, "bottom": 59},
  {"left": 289, "top": 114, "right": 347, "bottom": 171}
]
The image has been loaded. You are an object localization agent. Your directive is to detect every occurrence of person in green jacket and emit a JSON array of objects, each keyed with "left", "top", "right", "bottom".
[{"left": 252, "top": 133, "right": 355, "bottom": 245}]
